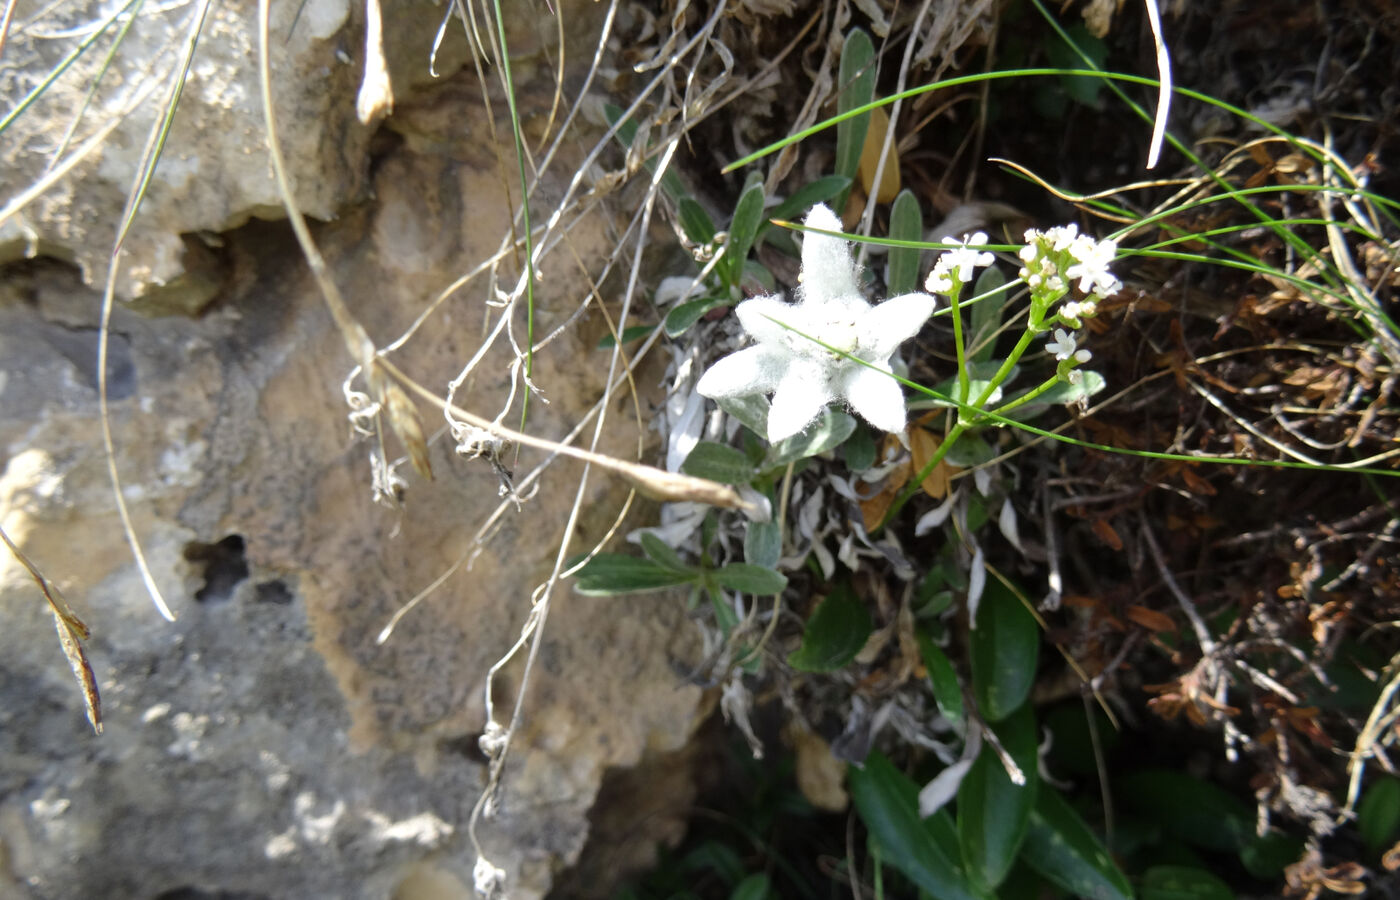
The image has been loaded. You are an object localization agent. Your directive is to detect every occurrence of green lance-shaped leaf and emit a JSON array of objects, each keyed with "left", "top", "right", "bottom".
[
  {"left": 917, "top": 631, "right": 964, "bottom": 726},
  {"left": 726, "top": 170, "right": 767, "bottom": 288},
  {"left": 849, "top": 751, "right": 994, "bottom": 900},
  {"left": 833, "top": 28, "right": 876, "bottom": 212},
  {"left": 958, "top": 702, "right": 1040, "bottom": 888},
  {"left": 1021, "top": 789, "right": 1134, "bottom": 900},
  {"left": 1140, "top": 865, "right": 1234, "bottom": 900},
  {"left": 969, "top": 577, "right": 1039, "bottom": 721},
  {"left": 572, "top": 554, "right": 698, "bottom": 596},
  {"left": 887, "top": 189, "right": 924, "bottom": 295},
  {"left": 711, "top": 563, "right": 787, "bottom": 596}
]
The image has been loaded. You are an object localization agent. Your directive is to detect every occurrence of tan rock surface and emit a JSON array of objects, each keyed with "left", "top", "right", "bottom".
[{"left": 0, "top": 57, "right": 703, "bottom": 900}]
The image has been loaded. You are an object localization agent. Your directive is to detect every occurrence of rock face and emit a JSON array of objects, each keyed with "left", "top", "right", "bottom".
[{"left": 0, "top": 5, "right": 703, "bottom": 899}]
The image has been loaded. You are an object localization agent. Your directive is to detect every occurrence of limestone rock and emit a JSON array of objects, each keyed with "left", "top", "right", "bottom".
[
  {"left": 0, "top": 70, "right": 703, "bottom": 900},
  {"left": 0, "top": 0, "right": 583, "bottom": 312}
]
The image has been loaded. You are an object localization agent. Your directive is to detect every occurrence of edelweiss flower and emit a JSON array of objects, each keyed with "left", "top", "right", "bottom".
[{"left": 696, "top": 204, "right": 936, "bottom": 442}]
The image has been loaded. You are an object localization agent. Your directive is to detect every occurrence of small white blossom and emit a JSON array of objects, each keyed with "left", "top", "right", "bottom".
[
  {"left": 1066, "top": 235, "right": 1121, "bottom": 295},
  {"left": 924, "top": 260, "right": 954, "bottom": 294},
  {"left": 939, "top": 232, "right": 995, "bottom": 282},
  {"left": 696, "top": 204, "right": 936, "bottom": 442},
  {"left": 1046, "top": 328, "right": 1091, "bottom": 364}
]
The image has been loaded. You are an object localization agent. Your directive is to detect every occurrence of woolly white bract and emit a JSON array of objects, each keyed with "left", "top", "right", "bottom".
[{"left": 696, "top": 204, "right": 936, "bottom": 442}]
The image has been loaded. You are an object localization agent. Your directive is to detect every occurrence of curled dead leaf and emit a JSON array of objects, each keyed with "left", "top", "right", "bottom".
[
  {"left": 786, "top": 723, "right": 849, "bottom": 813},
  {"left": 1125, "top": 605, "right": 1176, "bottom": 633},
  {"left": 1, "top": 525, "right": 102, "bottom": 734},
  {"left": 857, "top": 105, "right": 900, "bottom": 203},
  {"left": 908, "top": 428, "right": 954, "bottom": 498}
]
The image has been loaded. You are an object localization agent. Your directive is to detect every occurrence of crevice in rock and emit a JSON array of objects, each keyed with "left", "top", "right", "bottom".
[
  {"left": 183, "top": 535, "right": 249, "bottom": 603},
  {"left": 253, "top": 579, "right": 293, "bottom": 605},
  {"left": 152, "top": 888, "right": 270, "bottom": 900},
  {"left": 39, "top": 325, "right": 136, "bottom": 400}
]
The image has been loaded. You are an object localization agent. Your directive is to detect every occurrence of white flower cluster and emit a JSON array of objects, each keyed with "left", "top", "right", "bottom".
[
  {"left": 1018, "top": 223, "right": 1121, "bottom": 302},
  {"left": 696, "top": 204, "right": 937, "bottom": 442},
  {"left": 1019, "top": 224, "right": 1121, "bottom": 385},
  {"left": 924, "top": 232, "right": 995, "bottom": 294}
]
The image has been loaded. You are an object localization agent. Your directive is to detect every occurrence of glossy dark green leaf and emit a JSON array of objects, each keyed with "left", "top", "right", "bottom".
[
  {"left": 639, "top": 532, "right": 693, "bottom": 573},
  {"left": 917, "top": 631, "right": 963, "bottom": 725},
  {"left": 1021, "top": 789, "right": 1133, "bottom": 900},
  {"left": 887, "top": 189, "right": 924, "bottom": 295},
  {"left": 850, "top": 751, "right": 993, "bottom": 900},
  {"left": 1141, "top": 865, "right": 1233, "bottom": 900},
  {"left": 788, "top": 582, "right": 871, "bottom": 672},
  {"left": 969, "top": 578, "right": 1039, "bottom": 721},
  {"left": 726, "top": 170, "right": 767, "bottom": 287},
  {"left": 1116, "top": 770, "right": 1253, "bottom": 852},
  {"left": 681, "top": 440, "right": 756, "bottom": 485},
  {"left": 1360, "top": 775, "right": 1400, "bottom": 853},
  {"left": 713, "top": 563, "right": 787, "bottom": 596},
  {"left": 767, "top": 409, "right": 857, "bottom": 467},
  {"left": 834, "top": 28, "right": 875, "bottom": 212},
  {"left": 573, "top": 554, "right": 698, "bottom": 595},
  {"left": 958, "top": 703, "right": 1039, "bottom": 887},
  {"left": 744, "top": 518, "right": 781, "bottom": 570},
  {"left": 968, "top": 265, "right": 1008, "bottom": 364}
]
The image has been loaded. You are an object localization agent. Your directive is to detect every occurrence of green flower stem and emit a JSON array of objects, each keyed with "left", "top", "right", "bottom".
[
  {"left": 968, "top": 329, "right": 1037, "bottom": 414},
  {"left": 948, "top": 285, "right": 971, "bottom": 405},
  {"left": 877, "top": 419, "right": 968, "bottom": 532},
  {"left": 880, "top": 328, "right": 1040, "bottom": 531},
  {"left": 988, "top": 374, "right": 1063, "bottom": 419}
]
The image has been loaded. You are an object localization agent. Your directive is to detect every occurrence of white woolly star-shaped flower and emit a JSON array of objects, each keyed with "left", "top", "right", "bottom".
[{"left": 696, "top": 204, "right": 936, "bottom": 442}]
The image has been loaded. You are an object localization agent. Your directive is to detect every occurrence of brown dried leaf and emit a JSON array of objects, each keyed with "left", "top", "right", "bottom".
[
  {"left": 859, "top": 444, "right": 910, "bottom": 532},
  {"left": 1125, "top": 605, "right": 1176, "bottom": 633},
  {"left": 786, "top": 723, "right": 849, "bottom": 813},
  {"left": 383, "top": 380, "right": 433, "bottom": 481},
  {"left": 1091, "top": 517, "right": 1124, "bottom": 551},
  {"left": 857, "top": 105, "right": 901, "bottom": 203},
  {"left": 1179, "top": 466, "right": 1217, "bottom": 496},
  {"left": 54, "top": 611, "right": 102, "bottom": 735},
  {"left": 2, "top": 525, "right": 102, "bottom": 734},
  {"left": 908, "top": 428, "right": 954, "bottom": 498}
]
